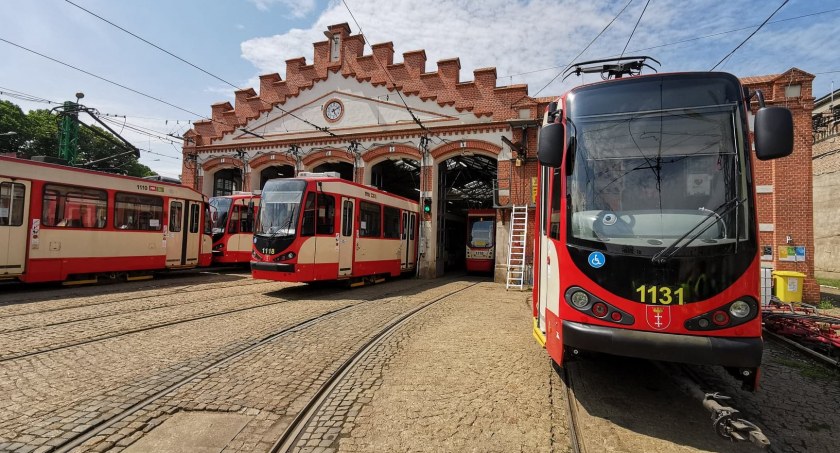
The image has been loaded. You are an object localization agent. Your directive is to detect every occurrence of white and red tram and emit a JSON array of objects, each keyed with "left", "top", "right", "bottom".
[
  {"left": 465, "top": 209, "right": 496, "bottom": 273},
  {"left": 209, "top": 192, "right": 259, "bottom": 264},
  {"left": 0, "top": 156, "right": 210, "bottom": 284},
  {"left": 250, "top": 173, "right": 419, "bottom": 284}
]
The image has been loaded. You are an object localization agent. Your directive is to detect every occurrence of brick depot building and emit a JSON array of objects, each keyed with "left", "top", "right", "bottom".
[{"left": 180, "top": 24, "right": 817, "bottom": 301}]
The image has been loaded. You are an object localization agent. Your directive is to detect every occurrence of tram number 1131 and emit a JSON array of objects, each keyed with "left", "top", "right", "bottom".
[{"left": 636, "top": 285, "right": 685, "bottom": 305}]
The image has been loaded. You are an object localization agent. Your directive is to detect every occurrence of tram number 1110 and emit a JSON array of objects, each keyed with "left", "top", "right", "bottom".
[{"left": 636, "top": 285, "right": 685, "bottom": 305}]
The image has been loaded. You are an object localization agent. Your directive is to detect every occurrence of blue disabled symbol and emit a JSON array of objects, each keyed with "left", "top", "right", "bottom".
[{"left": 588, "top": 251, "right": 606, "bottom": 268}]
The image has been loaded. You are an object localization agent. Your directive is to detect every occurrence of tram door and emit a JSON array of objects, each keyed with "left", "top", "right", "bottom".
[
  {"left": 338, "top": 197, "right": 355, "bottom": 277},
  {"left": 0, "top": 180, "right": 29, "bottom": 279},
  {"left": 166, "top": 199, "right": 187, "bottom": 267},
  {"left": 184, "top": 201, "right": 201, "bottom": 266},
  {"left": 400, "top": 211, "right": 416, "bottom": 271}
]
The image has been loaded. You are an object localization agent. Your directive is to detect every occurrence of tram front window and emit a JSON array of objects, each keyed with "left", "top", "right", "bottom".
[
  {"left": 209, "top": 197, "right": 232, "bottom": 237},
  {"left": 257, "top": 179, "right": 306, "bottom": 237},
  {"left": 468, "top": 219, "right": 494, "bottom": 248},
  {"left": 565, "top": 76, "right": 750, "bottom": 254}
]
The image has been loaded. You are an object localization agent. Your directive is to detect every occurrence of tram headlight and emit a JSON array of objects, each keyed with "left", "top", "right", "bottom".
[
  {"left": 274, "top": 251, "right": 296, "bottom": 262},
  {"left": 570, "top": 291, "right": 590, "bottom": 308},
  {"left": 729, "top": 300, "right": 751, "bottom": 318}
]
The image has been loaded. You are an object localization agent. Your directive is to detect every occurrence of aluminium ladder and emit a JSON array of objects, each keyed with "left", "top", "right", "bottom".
[{"left": 506, "top": 205, "right": 528, "bottom": 290}]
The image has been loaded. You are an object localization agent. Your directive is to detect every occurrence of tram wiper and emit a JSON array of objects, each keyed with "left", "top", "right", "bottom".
[
  {"left": 270, "top": 206, "right": 298, "bottom": 239},
  {"left": 651, "top": 197, "right": 744, "bottom": 265}
]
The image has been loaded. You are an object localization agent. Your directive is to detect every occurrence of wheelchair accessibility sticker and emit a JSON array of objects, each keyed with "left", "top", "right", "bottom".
[{"left": 588, "top": 251, "right": 605, "bottom": 268}]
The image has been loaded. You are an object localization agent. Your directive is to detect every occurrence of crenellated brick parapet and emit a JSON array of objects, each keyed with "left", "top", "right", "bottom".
[{"left": 185, "top": 23, "right": 534, "bottom": 146}]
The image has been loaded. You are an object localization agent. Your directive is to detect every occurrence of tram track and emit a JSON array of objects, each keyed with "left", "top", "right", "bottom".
[
  {"left": 763, "top": 328, "right": 840, "bottom": 369},
  {"left": 270, "top": 282, "right": 479, "bottom": 452},
  {"left": 0, "top": 276, "right": 433, "bottom": 362},
  {"left": 47, "top": 279, "right": 478, "bottom": 453},
  {"left": 555, "top": 362, "right": 584, "bottom": 453},
  {"left": 0, "top": 275, "right": 272, "bottom": 320}
]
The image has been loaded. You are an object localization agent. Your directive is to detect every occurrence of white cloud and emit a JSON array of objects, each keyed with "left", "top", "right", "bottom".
[
  {"left": 239, "top": 0, "right": 840, "bottom": 98},
  {"left": 248, "top": 0, "right": 317, "bottom": 18}
]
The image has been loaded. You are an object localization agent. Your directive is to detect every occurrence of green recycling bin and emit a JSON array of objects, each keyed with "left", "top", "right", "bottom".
[{"left": 772, "top": 270, "right": 805, "bottom": 303}]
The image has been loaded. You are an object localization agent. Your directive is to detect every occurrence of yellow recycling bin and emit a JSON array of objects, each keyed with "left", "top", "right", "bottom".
[{"left": 772, "top": 270, "right": 805, "bottom": 303}]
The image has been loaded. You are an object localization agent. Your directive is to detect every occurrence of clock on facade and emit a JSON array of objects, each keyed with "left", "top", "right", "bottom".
[{"left": 324, "top": 100, "right": 343, "bottom": 121}]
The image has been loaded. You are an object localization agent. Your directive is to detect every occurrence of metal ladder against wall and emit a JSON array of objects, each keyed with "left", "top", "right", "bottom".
[{"left": 506, "top": 205, "right": 528, "bottom": 290}]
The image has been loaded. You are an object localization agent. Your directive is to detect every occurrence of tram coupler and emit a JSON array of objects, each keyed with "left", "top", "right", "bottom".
[{"left": 703, "top": 393, "right": 770, "bottom": 449}]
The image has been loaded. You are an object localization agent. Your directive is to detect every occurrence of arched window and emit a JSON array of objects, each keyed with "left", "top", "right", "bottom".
[{"left": 214, "top": 169, "right": 242, "bottom": 196}]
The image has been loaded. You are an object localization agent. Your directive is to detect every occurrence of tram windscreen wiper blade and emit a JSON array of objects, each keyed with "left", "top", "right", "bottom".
[{"left": 651, "top": 197, "right": 744, "bottom": 265}]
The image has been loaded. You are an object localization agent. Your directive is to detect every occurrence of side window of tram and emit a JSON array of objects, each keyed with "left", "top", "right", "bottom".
[
  {"left": 169, "top": 202, "right": 183, "bottom": 232},
  {"left": 41, "top": 184, "right": 107, "bottom": 228},
  {"left": 316, "top": 194, "right": 336, "bottom": 235},
  {"left": 203, "top": 204, "right": 213, "bottom": 234},
  {"left": 341, "top": 200, "right": 353, "bottom": 236},
  {"left": 228, "top": 205, "right": 240, "bottom": 234},
  {"left": 549, "top": 169, "right": 563, "bottom": 240},
  {"left": 0, "top": 182, "right": 25, "bottom": 226},
  {"left": 301, "top": 193, "right": 316, "bottom": 237},
  {"left": 114, "top": 193, "right": 163, "bottom": 231},
  {"left": 383, "top": 206, "right": 400, "bottom": 239},
  {"left": 359, "top": 202, "right": 381, "bottom": 238},
  {"left": 189, "top": 203, "right": 200, "bottom": 233}
]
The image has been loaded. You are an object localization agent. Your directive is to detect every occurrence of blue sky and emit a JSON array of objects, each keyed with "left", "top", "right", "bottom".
[{"left": 1, "top": 0, "right": 838, "bottom": 178}]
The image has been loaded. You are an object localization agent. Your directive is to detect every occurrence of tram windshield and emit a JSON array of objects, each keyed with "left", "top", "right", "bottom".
[
  {"left": 257, "top": 179, "right": 306, "bottom": 237},
  {"left": 209, "top": 197, "right": 232, "bottom": 235},
  {"left": 468, "top": 217, "right": 494, "bottom": 249},
  {"left": 565, "top": 75, "right": 750, "bottom": 253}
]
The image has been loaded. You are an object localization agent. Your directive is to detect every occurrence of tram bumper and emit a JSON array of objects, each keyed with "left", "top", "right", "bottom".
[
  {"left": 562, "top": 321, "right": 763, "bottom": 368},
  {"left": 250, "top": 262, "right": 295, "bottom": 273}
]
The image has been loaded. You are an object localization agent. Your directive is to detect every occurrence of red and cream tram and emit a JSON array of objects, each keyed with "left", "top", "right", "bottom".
[
  {"left": 209, "top": 192, "right": 259, "bottom": 264},
  {"left": 0, "top": 156, "right": 209, "bottom": 284},
  {"left": 250, "top": 173, "right": 419, "bottom": 284},
  {"left": 532, "top": 66, "right": 794, "bottom": 390},
  {"left": 465, "top": 209, "right": 495, "bottom": 273}
]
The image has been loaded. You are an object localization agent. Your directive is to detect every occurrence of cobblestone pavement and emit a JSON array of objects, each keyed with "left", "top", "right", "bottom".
[
  {"left": 689, "top": 341, "right": 840, "bottom": 453},
  {"left": 304, "top": 282, "right": 555, "bottom": 453},
  {"left": 1, "top": 273, "right": 837, "bottom": 453},
  {"left": 0, "top": 274, "right": 446, "bottom": 451},
  {"left": 71, "top": 279, "right": 482, "bottom": 452}
]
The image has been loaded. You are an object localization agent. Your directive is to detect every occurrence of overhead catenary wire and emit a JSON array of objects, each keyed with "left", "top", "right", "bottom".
[
  {"left": 620, "top": 0, "right": 651, "bottom": 59},
  {"left": 65, "top": 0, "right": 339, "bottom": 140},
  {"left": 710, "top": 0, "right": 790, "bottom": 71},
  {"left": 341, "top": 0, "right": 443, "bottom": 144},
  {"left": 530, "top": 0, "right": 635, "bottom": 98},
  {"left": 0, "top": 36, "right": 226, "bottom": 127},
  {"left": 497, "top": 6, "right": 839, "bottom": 82},
  {"left": 65, "top": 0, "right": 243, "bottom": 91}
]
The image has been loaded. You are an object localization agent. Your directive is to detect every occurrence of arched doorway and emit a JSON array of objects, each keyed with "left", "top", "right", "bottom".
[
  {"left": 259, "top": 165, "right": 295, "bottom": 190},
  {"left": 436, "top": 153, "right": 497, "bottom": 272},
  {"left": 213, "top": 168, "right": 243, "bottom": 196},
  {"left": 369, "top": 157, "right": 421, "bottom": 201},
  {"left": 313, "top": 162, "right": 354, "bottom": 181}
]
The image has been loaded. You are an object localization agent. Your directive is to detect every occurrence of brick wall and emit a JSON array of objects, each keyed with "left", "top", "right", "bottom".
[{"left": 743, "top": 69, "right": 818, "bottom": 301}]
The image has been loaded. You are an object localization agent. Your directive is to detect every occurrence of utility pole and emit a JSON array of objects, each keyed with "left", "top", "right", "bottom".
[{"left": 58, "top": 93, "right": 84, "bottom": 165}]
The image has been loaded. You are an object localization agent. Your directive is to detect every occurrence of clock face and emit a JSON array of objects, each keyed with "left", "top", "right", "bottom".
[{"left": 325, "top": 100, "right": 343, "bottom": 121}]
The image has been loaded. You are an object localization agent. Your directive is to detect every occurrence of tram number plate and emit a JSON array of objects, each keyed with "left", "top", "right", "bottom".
[{"left": 635, "top": 285, "right": 685, "bottom": 305}]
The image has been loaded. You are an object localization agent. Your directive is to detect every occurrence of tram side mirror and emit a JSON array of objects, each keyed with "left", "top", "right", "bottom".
[
  {"left": 537, "top": 122, "right": 565, "bottom": 167},
  {"left": 754, "top": 107, "right": 793, "bottom": 160}
]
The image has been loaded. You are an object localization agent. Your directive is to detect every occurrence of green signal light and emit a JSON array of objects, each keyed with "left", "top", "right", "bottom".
[{"left": 423, "top": 198, "right": 432, "bottom": 213}]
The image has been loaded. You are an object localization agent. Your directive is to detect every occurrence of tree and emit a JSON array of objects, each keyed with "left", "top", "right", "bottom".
[
  {"left": 0, "top": 101, "right": 30, "bottom": 154},
  {"left": 0, "top": 100, "right": 155, "bottom": 177}
]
